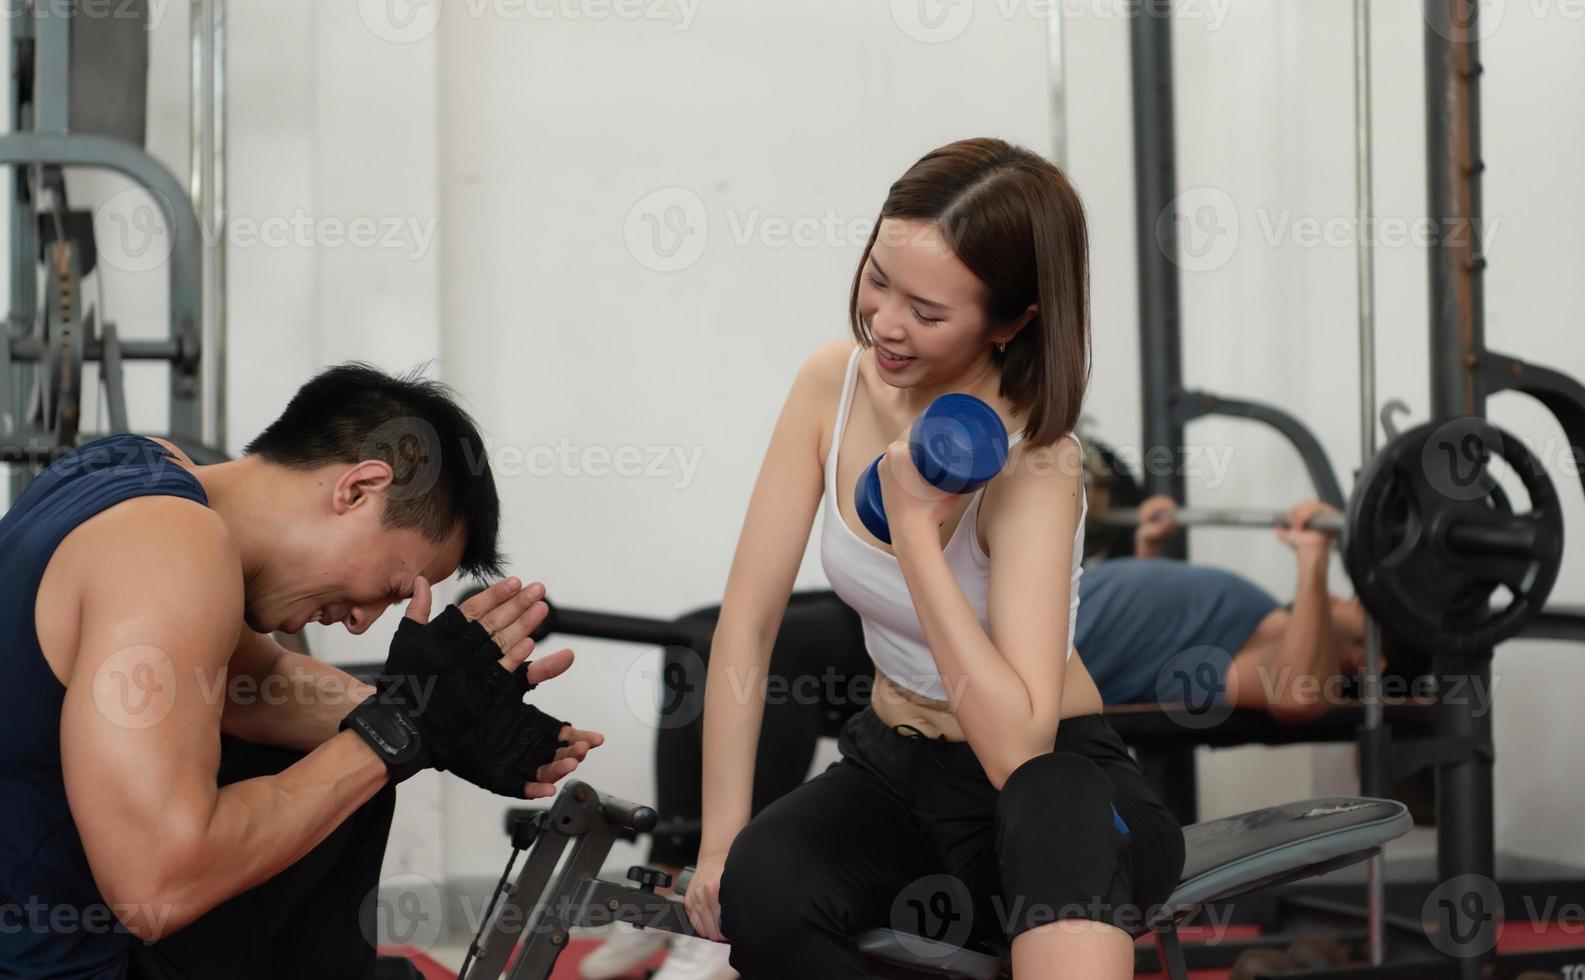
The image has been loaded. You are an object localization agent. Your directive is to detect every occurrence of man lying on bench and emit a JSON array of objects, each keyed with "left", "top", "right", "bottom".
[{"left": 1082, "top": 495, "right": 1374, "bottom": 725}]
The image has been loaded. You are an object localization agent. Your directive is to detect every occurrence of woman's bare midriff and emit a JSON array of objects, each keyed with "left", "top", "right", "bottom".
[{"left": 868, "top": 652, "right": 1105, "bottom": 741}]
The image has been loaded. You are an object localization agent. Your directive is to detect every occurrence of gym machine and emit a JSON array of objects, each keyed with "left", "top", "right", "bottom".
[{"left": 2, "top": 0, "right": 228, "bottom": 493}]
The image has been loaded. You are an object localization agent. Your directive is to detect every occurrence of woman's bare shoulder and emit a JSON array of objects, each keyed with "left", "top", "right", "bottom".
[
  {"left": 790, "top": 339, "right": 859, "bottom": 413},
  {"left": 989, "top": 432, "right": 1084, "bottom": 512},
  {"left": 794, "top": 340, "right": 859, "bottom": 459},
  {"left": 801, "top": 338, "right": 858, "bottom": 387}
]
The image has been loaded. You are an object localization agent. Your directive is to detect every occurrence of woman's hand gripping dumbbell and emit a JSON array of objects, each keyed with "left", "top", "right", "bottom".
[{"left": 854, "top": 393, "right": 1010, "bottom": 544}]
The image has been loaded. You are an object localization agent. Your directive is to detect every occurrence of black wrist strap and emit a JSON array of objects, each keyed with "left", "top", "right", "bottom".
[{"left": 340, "top": 697, "right": 427, "bottom": 784}]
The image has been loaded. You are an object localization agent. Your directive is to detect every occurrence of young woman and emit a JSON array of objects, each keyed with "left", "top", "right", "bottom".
[{"left": 682, "top": 138, "right": 1186, "bottom": 978}]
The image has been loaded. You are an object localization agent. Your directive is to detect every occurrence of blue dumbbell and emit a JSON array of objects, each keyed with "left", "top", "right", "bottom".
[{"left": 854, "top": 393, "right": 1010, "bottom": 544}]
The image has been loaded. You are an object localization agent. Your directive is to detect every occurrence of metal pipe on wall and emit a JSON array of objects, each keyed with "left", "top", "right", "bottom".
[
  {"left": 1128, "top": 6, "right": 1186, "bottom": 559},
  {"left": 1047, "top": 6, "right": 1068, "bottom": 170},
  {"left": 1352, "top": 0, "right": 1387, "bottom": 967},
  {"left": 190, "top": 0, "right": 227, "bottom": 451}
]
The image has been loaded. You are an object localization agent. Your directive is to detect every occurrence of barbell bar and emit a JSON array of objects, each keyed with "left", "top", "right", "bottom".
[
  {"left": 1094, "top": 504, "right": 1543, "bottom": 558},
  {"left": 1092, "top": 506, "right": 1345, "bottom": 534},
  {"left": 9, "top": 335, "right": 196, "bottom": 365}
]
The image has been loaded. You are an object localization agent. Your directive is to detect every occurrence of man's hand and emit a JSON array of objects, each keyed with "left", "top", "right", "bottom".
[
  {"left": 375, "top": 576, "right": 603, "bottom": 798},
  {"left": 1276, "top": 500, "right": 1338, "bottom": 559},
  {"left": 1134, "top": 495, "right": 1180, "bottom": 559},
  {"left": 407, "top": 575, "right": 549, "bottom": 668}
]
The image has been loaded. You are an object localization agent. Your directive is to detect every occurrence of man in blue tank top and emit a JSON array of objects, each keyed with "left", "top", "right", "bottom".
[
  {"left": 1076, "top": 496, "right": 1371, "bottom": 723},
  {"left": 0, "top": 365, "right": 602, "bottom": 979}
]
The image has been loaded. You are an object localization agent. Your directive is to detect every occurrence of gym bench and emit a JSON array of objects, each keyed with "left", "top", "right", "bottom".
[{"left": 457, "top": 783, "right": 1411, "bottom": 980}]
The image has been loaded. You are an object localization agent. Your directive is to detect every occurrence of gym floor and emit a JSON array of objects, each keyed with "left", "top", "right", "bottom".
[
  {"left": 384, "top": 829, "right": 1585, "bottom": 978},
  {"left": 392, "top": 922, "right": 1585, "bottom": 980}
]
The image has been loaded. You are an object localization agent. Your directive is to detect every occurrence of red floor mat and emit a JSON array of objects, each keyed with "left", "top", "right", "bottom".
[
  {"left": 381, "top": 940, "right": 669, "bottom": 980},
  {"left": 385, "top": 919, "right": 1585, "bottom": 979},
  {"left": 380, "top": 946, "right": 464, "bottom": 980}
]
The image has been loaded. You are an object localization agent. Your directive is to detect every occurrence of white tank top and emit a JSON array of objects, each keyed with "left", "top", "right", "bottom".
[{"left": 819, "top": 346, "right": 1086, "bottom": 702}]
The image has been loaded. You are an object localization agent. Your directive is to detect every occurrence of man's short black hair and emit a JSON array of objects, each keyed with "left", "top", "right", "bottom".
[{"left": 244, "top": 363, "right": 504, "bottom": 579}]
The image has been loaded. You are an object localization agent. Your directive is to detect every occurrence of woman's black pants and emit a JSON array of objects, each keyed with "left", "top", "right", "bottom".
[{"left": 717, "top": 707, "right": 1186, "bottom": 979}]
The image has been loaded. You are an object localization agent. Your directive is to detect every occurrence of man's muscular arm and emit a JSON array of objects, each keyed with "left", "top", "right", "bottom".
[
  {"left": 59, "top": 498, "right": 389, "bottom": 941},
  {"left": 1261, "top": 500, "right": 1341, "bottom": 724},
  {"left": 222, "top": 630, "right": 373, "bottom": 752}
]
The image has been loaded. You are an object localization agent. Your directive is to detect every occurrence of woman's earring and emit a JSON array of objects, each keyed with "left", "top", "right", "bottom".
[{"left": 996, "top": 341, "right": 1007, "bottom": 354}]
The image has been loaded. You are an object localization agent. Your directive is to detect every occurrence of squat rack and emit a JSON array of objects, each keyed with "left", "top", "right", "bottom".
[{"left": 1125, "top": 2, "right": 1585, "bottom": 979}]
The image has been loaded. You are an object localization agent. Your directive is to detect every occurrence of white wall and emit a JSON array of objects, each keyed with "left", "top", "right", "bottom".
[
  {"left": 432, "top": 0, "right": 1060, "bottom": 885},
  {"left": 11, "top": 0, "right": 1585, "bottom": 919}
]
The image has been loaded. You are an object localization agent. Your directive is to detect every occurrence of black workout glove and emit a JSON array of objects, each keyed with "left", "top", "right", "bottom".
[
  {"left": 446, "top": 660, "right": 570, "bottom": 797},
  {"left": 346, "top": 604, "right": 570, "bottom": 796},
  {"left": 377, "top": 607, "right": 504, "bottom": 759}
]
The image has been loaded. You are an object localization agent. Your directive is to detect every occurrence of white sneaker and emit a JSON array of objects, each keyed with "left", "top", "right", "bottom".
[
  {"left": 651, "top": 934, "right": 738, "bottom": 980},
  {"left": 578, "top": 921, "right": 672, "bottom": 979}
]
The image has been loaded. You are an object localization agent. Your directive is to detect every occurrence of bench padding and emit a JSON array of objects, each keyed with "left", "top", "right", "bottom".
[
  {"left": 851, "top": 796, "right": 1410, "bottom": 978},
  {"left": 1165, "top": 796, "right": 1411, "bottom": 915}
]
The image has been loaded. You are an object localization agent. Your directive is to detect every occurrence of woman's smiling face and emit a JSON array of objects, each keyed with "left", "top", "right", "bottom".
[{"left": 855, "top": 218, "right": 1003, "bottom": 387}]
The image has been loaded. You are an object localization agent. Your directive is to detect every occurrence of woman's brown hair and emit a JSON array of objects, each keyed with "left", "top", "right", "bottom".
[{"left": 848, "top": 138, "right": 1091, "bottom": 446}]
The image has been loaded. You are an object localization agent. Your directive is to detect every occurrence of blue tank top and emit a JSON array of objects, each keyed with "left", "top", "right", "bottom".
[
  {"left": 0, "top": 434, "right": 208, "bottom": 979},
  {"left": 1075, "top": 557, "right": 1279, "bottom": 705}
]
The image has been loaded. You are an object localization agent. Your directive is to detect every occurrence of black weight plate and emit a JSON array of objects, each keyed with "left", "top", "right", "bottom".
[{"left": 1343, "top": 418, "right": 1563, "bottom": 653}]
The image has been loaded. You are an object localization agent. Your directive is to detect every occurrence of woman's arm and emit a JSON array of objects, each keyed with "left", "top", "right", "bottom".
[
  {"left": 687, "top": 341, "right": 848, "bottom": 938},
  {"left": 885, "top": 437, "right": 1084, "bottom": 789}
]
